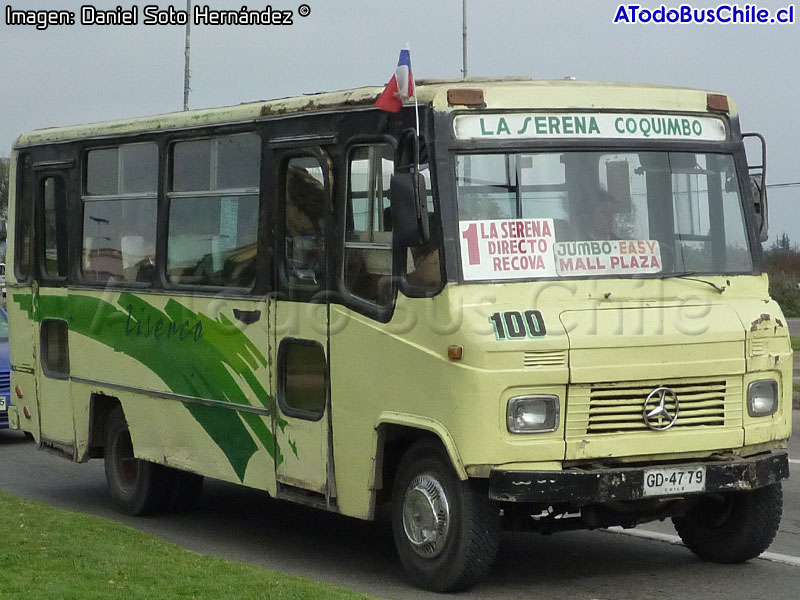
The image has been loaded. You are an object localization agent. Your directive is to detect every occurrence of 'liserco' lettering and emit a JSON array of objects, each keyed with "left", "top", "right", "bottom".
[{"left": 614, "top": 116, "right": 703, "bottom": 138}]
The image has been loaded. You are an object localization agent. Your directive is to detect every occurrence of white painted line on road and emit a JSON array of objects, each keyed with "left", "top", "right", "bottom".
[
  {"left": 606, "top": 527, "right": 800, "bottom": 568},
  {"left": 788, "top": 459, "right": 800, "bottom": 465}
]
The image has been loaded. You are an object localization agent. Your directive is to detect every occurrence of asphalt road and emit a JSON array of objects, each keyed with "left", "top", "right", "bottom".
[
  {"left": 788, "top": 318, "right": 800, "bottom": 338},
  {"left": 2, "top": 414, "right": 800, "bottom": 599}
]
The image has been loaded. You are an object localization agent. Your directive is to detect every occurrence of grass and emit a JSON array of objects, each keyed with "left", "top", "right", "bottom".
[{"left": 0, "top": 490, "right": 371, "bottom": 600}]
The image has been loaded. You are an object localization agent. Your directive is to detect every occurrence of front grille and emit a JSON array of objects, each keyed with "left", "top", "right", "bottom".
[
  {"left": 0, "top": 371, "right": 9, "bottom": 391},
  {"left": 584, "top": 380, "right": 726, "bottom": 434}
]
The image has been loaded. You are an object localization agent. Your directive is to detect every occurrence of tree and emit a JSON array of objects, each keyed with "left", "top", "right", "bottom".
[
  {"left": 768, "top": 231, "right": 793, "bottom": 254},
  {"left": 0, "top": 157, "right": 8, "bottom": 214}
]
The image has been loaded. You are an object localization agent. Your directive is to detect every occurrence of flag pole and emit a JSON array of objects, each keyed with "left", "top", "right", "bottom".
[
  {"left": 407, "top": 43, "right": 420, "bottom": 140},
  {"left": 183, "top": 0, "right": 191, "bottom": 110}
]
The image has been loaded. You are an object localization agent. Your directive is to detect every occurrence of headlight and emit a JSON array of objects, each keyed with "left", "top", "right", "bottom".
[
  {"left": 747, "top": 379, "right": 778, "bottom": 417},
  {"left": 507, "top": 395, "right": 559, "bottom": 433}
]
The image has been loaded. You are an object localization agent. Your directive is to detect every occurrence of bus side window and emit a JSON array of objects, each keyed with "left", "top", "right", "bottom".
[
  {"left": 41, "top": 175, "right": 70, "bottom": 278},
  {"left": 82, "top": 143, "right": 158, "bottom": 283},
  {"left": 283, "top": 156, "right": 326, "bottom": 289},
  {"left": 167, "top": 133, "right": 260, "bottom": 288},
  {"left": 278, "top": 339, "right": 327, "bottom": 419},
  {"left": 344, "top": 144, "right": 394, "bottom": 305},
  {"left": 15, "top": 155, "right": 33, "bottom": 282}
]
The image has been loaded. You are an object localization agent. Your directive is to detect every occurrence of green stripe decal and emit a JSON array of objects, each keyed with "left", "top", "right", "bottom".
[{"left": 14, "top": 292, "right": 283, "bottom": 481}]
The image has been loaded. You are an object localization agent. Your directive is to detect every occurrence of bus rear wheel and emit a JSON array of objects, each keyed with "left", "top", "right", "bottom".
[
  {"left": 391, "top": 440, "right": 500, "bottom": 592},
  {"left": 104, "top": 406, "right": 171, "bottom": 516},
  {"left": 672, "top": 483, "right": 783, "bottom": 563}
]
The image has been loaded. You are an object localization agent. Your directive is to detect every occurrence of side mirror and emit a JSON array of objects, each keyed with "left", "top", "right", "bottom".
[
  {"left": 742, "top": 132, "right": 768, "bottom": 242},
  {"left": 390, "top": 172, "right": 429, "bottom": 248}
]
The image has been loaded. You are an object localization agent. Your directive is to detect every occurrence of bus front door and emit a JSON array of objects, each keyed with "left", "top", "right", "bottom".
[{"left": 270, "top": 148, "right": 334, "bottom": 501}]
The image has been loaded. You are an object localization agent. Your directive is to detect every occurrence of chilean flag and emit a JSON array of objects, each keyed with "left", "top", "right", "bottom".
[{"left": 375, "top": 49, "right": 414, "bottom": 112}]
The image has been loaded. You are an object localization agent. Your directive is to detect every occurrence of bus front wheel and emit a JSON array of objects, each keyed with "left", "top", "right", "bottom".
[
  {"left": 391, "top": 440, "right": 500, "bottom": 592},
  {"left": 104, "top": 406, "right": 170, "bottom": 516},
  {"left": 672, "top": 483, "right": 783, "bottom": 563}
]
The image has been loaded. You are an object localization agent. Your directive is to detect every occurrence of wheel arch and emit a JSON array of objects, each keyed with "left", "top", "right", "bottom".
[
  {"left": 372, "top": 413, "right": 467, "bottom": 512},
  {"left": 87, "top": 393, "right": 121, "bottom": 459}
]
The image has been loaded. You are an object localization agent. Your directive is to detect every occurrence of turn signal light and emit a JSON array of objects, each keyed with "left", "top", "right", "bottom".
[
  {"left": 15, "top": 385, "right": 23, "bottom": 399},
  {"left": 447, "top": 345, "right": 463, "bottom": 360},
  {"left": 448, "top": 88, "right": 484, "bottom": 106}
]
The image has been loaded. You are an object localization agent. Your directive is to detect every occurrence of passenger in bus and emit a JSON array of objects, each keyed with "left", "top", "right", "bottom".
[{"left": 134, "top": 240, "right": 156, "bottom": 283}]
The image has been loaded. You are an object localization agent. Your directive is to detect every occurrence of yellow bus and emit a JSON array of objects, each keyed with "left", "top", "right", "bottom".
[{"left": 6, "top": 78, "right": 791, "bottom": 591}]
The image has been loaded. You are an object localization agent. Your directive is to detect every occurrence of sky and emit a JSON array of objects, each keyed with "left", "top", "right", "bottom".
[{"left": 1, "top": 0, "right": 798, "bottom": 244}]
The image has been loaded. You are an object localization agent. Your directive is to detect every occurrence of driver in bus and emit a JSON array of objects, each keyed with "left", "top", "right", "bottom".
[{"left": 581, "top": 187, "right": 623, "bottom": 240}]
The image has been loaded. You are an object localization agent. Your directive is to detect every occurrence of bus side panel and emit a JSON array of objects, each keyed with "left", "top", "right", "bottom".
[
  {"left": 329, "top": 299, "right": 475, "bottom": 520},
  {"left": 65, "top": 289, "right": 277, "bottom": 495}
]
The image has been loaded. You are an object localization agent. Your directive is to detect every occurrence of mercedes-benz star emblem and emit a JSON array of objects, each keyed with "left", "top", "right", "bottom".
[{"left": 643, "top": 387, "right": 679, "bottom": 431}]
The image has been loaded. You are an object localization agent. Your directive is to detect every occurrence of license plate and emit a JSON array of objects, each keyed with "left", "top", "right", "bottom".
[
  {"left": 0, "top": 396, "right": 6, "bottom": 411},
  {"left": 643, "top": 466, "right": 706, "bottom": 497}
]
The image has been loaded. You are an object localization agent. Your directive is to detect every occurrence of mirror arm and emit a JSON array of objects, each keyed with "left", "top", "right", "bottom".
[{"left": 742, "top": 132, "right": 768, "bottom": 242}]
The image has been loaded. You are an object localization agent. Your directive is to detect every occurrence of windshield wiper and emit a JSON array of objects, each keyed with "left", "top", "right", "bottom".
[{"left": 672, "top": 272, "right": 729, "bottom": 293}]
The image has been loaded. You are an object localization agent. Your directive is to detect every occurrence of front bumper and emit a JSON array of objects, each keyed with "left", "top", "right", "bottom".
[{"left": 489, "top": 452, "right": 789, "bottom": 504}]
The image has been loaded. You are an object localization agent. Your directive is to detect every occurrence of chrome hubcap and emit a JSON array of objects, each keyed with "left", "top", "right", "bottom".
[{"left": 402, "top": 474, "right": 450, "bottom": 557}]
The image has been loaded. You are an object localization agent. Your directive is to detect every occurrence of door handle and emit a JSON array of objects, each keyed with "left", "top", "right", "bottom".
[{"left": 233, "top": 309, "right": 261, "bottom": 325}]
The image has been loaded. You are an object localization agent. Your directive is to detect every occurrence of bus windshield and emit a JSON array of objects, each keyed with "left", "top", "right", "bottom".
[{"left": 456, "top": 151, "right": 754, "bottom": 281}]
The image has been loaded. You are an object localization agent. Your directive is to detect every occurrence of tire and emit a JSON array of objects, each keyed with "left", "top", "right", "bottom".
[
  {"left": 104, "top": 406, "right": 171, "bottom": 516},
  {"left": 391, "top": 440, "right": 500, "bottom": 592},
  {"left": 672, "top": 483, "right": 783, "bottom": 563}
]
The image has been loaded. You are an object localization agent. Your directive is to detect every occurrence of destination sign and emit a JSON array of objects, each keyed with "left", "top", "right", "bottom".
[
  {"left": 453, "top": 113, "right": 728, "bottom": 142},
  {"left": 459, "top": 218, "right": 557, "bottom": 280}
]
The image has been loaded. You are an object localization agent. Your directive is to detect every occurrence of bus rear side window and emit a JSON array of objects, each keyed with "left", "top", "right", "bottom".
[
  {"left": 82, "top": 143, "right": 158, "bottom": 283},
  {"left": 15, "top": 155, "right": 33, "bottom": 281}
]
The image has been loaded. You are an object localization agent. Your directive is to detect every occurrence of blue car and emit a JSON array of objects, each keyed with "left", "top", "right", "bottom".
[{"left": 0, "top": 307, "right": 10, "bottom": 429}]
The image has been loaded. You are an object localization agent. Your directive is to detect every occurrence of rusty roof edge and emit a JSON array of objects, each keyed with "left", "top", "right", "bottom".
[{"left": 13, "top": 79, "right": 734, "bottom": 149}]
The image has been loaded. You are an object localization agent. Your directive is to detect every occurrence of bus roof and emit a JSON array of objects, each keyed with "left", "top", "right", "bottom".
[{"left": 13, "top": 78, "right": 735, "bottom": 149}]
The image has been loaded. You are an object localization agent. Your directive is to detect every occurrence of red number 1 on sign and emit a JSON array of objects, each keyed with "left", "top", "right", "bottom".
[{"left": 461, "top": 223, "right": 480, "bottom": 265}]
